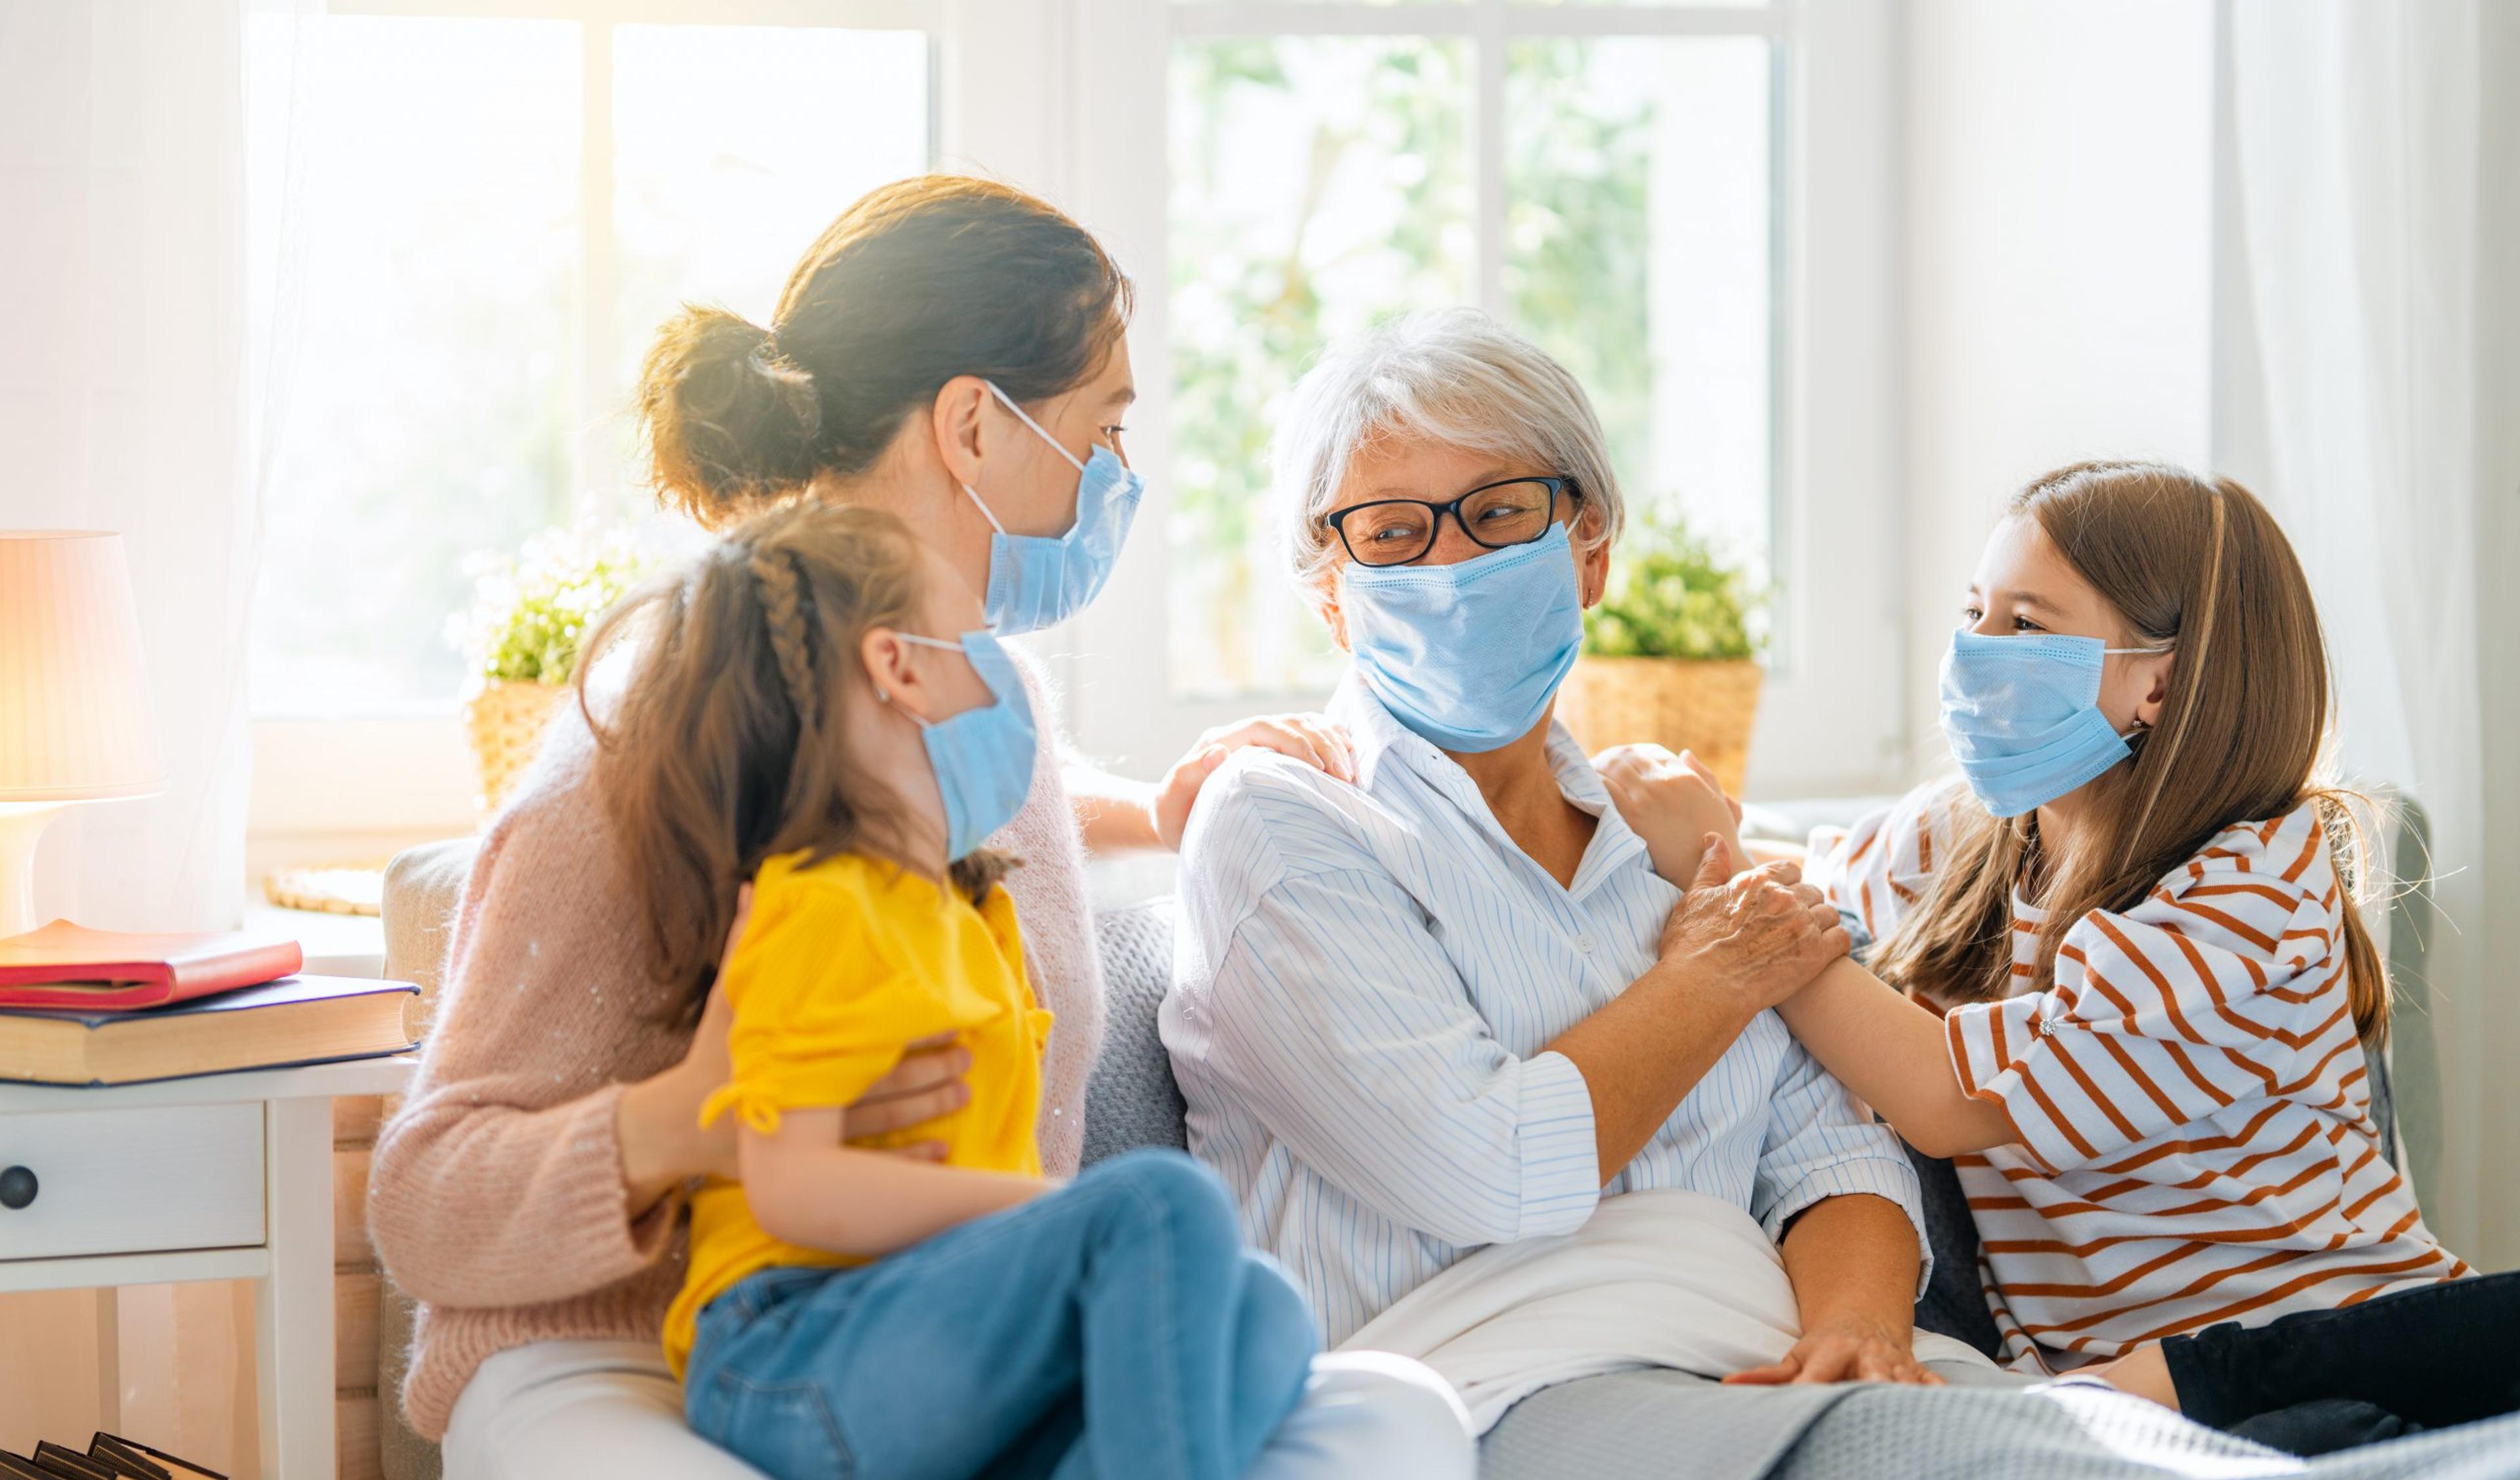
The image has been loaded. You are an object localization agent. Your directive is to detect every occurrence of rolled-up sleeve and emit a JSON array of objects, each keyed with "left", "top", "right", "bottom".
[
  {"left": 1192, "top": 864, "right": 1602, "bottom": 1249},
  {"left": 1752, "top": 1034, "right": 1932, "bottom": 1295}
]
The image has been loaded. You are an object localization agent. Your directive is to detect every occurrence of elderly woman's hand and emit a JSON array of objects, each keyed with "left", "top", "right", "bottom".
[
  {"left": 1598, "top": 744, "right": 1744, "bottom": 883},
  {"left": 1654, "top": 843, "right": 1850, "bottom": 1019}
]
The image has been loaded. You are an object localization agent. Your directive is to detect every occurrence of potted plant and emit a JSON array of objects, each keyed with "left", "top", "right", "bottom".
[
  {"left": 450, "top": 527, "right": 651, "bottom": 818},
  {"left": 1557, "top": 510, "right": 1767, "bottom": 795}
]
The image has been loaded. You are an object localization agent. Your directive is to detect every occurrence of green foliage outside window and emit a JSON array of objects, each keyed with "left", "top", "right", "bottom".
[
  {"left": 1582, "top": 507, "right": 1763, "bottom": 662},
  {"left": 450, "top": 527, "right": 654, "bottom": 685}
]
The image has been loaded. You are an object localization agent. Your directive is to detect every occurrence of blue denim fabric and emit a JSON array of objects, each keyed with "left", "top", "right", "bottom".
[{"left": 684, "top": 1149, "right": 1319, "bottom": 1480}]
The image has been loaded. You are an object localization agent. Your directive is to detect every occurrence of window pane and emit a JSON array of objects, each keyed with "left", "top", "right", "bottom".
[
  {"left": 247, "top": 22, "right": 933, "bottom": 719},
  {"left": 608, "top": 26, "right": 931, "bottom": 510},
  {"left": 1505, "top": 36, "right": 1773, "bottom": 578},
  {"left": 249, "top": 18, "right": 580, "bottom": 716},
  {"left": 1168, "top": 37, "right": 1472, "bottom": 698}
]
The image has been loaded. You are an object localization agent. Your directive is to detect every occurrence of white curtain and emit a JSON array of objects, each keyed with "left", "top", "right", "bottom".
[
  {"left": 0, "top": 0, "right": 320, "bottom": 1468},
  {"left": 2217, "top": 0, "right": 2520, "bottom": 1267}
]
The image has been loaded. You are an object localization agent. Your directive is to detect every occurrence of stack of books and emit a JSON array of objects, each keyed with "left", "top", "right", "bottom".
[
  {"left": 0, "top": 1431, "right": 222, "bottom": 1480},
  {"left": 0, "top": 922, "right": 417, "bottom": 1087}
]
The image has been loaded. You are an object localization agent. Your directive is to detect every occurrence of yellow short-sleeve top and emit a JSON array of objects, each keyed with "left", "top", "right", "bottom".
[{"left": 662, "top": 851, "right": 1054, "bottom": 1376}]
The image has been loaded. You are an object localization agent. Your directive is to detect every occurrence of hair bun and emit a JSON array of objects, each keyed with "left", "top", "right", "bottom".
[{"left": 637, "top": 305, "right": 824, "bottom": 520}]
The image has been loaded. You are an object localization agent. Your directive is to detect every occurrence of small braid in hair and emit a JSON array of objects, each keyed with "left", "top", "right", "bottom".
[{"left": 749, "top": 547, "right": 822, "bottom": 731}]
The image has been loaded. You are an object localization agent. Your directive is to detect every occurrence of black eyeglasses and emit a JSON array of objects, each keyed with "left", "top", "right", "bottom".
[{"left": 1325, "top": 476, "right": 1579, "bottom": 568}]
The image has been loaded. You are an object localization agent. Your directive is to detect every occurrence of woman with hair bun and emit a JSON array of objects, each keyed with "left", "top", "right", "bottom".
[{"left": 370, "top": 177, "right": 1469, "bottom": 1480}]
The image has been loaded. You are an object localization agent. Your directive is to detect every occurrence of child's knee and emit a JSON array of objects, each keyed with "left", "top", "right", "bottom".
[
  {"left": 1234, "top": 1255, "right": 1323, "bottom": 1369},
  {"left": 1082, "top": 1149, "right": 1240, "bottom": 1252}
]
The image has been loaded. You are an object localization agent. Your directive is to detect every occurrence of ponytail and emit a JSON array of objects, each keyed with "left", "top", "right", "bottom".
[{"left": 635, "top": 176, "right": 1131, "bottom": 528}]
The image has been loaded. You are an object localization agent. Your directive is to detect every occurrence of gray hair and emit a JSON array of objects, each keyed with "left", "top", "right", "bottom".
[{"left": 1273, "top": 307, "right": 1626, "bottom": 599}]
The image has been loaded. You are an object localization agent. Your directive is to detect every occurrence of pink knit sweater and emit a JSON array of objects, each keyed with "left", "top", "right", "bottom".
[{"left": 368, "top": 656, "right": 1105, "bottom": 1441}]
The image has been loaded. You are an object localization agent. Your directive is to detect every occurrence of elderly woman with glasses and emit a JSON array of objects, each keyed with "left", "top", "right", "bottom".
[{"left": 1158, "top": 309, "right": 1973, "bottom": 1454}]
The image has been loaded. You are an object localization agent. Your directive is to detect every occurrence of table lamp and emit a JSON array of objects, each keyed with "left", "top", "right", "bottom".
[{"left": 0, "top": 530, "right": 167, "bottom": 939}]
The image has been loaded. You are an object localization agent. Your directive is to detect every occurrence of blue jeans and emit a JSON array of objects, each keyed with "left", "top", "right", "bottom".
[{"left": 684, "top": 1149, "right": 1320, "bottom": 1480}]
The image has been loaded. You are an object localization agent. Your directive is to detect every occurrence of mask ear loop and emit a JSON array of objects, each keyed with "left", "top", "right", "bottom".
[
  {"left": 984, "top": 380, "right": 1091, "bottom": 475},
  {"left": 2107, "top": 639, "right": 2175, "bottom": 742},
  {"left": 959, "top": 480, "right": 1007, "bottom": 535},
  {"left": 957, "top": 384, "right": 1089, "bottom": 535},
  {"left": 872, "top": 631, "right": 967, "bottom": 727}
]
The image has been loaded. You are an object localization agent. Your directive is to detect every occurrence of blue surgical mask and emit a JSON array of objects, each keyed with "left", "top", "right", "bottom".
[
  {"left": 889, "top": 629, "right": 1039, "bottom": 861},
  {"left": 1337, "top": 522, "right": 1585, "bottom": 753},
  {"left": 1937, "top": 629, "right": 2171, "bottom": 818},
  {"left": 959, "top": 381, "right": 1145, "bottom": 635}
]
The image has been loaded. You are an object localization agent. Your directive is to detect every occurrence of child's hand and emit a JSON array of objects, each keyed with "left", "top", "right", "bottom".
[{"left": 1598, "top": 744, "right": 1747, "bottom": 884}]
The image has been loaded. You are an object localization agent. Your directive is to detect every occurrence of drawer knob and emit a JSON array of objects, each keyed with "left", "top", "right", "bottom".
[{"left": 0, "top": 1165, "right": 32, "bottom": 1210}]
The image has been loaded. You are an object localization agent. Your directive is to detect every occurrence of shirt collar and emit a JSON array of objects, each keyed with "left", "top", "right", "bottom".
[
  {"left": 1327, "top": 672, "right": 1426, "bottom": 795},
  {"left": 1328, "top": 671, "right": 1647, "bottom": 895}
]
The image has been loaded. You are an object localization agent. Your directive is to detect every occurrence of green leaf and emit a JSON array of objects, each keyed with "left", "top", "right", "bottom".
[
  {"left": 1581, "top": 507, "right": 1764, "bottom": 662},
  {"left": 450, "top": 526, "right": 654, "bottom": 687}
]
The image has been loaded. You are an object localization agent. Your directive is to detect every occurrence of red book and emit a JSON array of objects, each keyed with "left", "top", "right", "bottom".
[{"left": 0, "top": 921, "right": 304, "bottom": 1011}]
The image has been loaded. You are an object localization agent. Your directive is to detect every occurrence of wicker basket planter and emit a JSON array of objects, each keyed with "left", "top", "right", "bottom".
[
  {"left": 464, "top": 679, "right": 568, "bottom": 818},
  {"left": 1555, "top": 656, "right": 1763, "bottom": 796}
]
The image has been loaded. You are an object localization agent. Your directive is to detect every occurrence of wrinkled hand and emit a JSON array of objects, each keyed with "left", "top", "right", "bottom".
[
  {"left": 1727, "top": 1316, "right": 1942, "bottom": 1387},
  {"left": 1655, "top": 844, "right": 1851, "bottom": 1018},
  {"left": 1598, "top": 744, "right": 1744, "bottom": 883},
  {"left": 1153, "top": 713, "right": 1357, "bottom": 850}
]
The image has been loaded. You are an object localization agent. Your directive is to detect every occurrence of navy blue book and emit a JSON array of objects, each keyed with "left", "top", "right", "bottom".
[{"left": 0, "top": 975, "right": 416, "bottom": 1086}]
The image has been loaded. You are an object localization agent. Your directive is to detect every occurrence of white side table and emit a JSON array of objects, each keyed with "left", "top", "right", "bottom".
[{"left": 0, "top": 1055, "right": 417, "bottom": 1479}]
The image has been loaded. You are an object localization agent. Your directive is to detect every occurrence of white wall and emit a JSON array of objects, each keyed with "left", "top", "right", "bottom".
[{"left": 1900, "top": 0, "right": 2217, "bottom": 780}]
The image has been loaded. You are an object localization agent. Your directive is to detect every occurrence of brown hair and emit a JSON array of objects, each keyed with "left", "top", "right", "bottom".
[
  {"left": 1874, "top": 462, "right": 2390, "bottom": 1041},
  {"left": 636, "top": 176, "right": 1133, "bottom": 526},
  {"left": 580, "top": 501, "right": 1013, "bottom": 1023}
]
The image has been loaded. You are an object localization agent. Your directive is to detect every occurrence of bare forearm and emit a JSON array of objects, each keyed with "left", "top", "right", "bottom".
[
  {"left": 1549, "top": 965, "right": 1758, "bottom": 1185},
  {"left": 1778, "top": 1193, "right": 1920, "bottom": 1332},
  {"left": 1776, "top": 960, "right": 2016, "bottom": 1158},
  {"left": 742, "top": 1136, "right": 1045, "bottom": 1257},
  {"left": 1065, "top": 761, "right": 1162, "bottom": 853}
]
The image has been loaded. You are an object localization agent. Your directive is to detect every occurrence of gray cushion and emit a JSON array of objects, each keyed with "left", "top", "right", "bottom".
[
  {"left": 1080, "top": 896, "right": 1190, "bottom": 1165},
  {"left": 382, "top": 837, "right": 476, "bottom": 1035}
]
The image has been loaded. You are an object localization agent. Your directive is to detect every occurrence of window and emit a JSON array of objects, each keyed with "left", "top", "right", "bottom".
[
  {"left": 1166, "top": 15, "right": 1776, "bottom": 700},
  {"left": 1064, "top": 0, "right": 1903, "bottom": 795},
  {"left": 247, "top": 7, "right": 931, "bottom": 718},
  {"left": 245, "top": 0, "right": 1903, "bottom": 863}
]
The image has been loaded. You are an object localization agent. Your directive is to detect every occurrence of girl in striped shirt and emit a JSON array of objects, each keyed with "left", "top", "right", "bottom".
[{"left": 1639, "top": 462, "right": 2515, "bottom": 1443}]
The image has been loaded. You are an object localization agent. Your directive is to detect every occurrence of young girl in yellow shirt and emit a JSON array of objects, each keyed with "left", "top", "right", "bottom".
[{"left": 581, "top": 500, "right": 1318, "bottom": 1480}]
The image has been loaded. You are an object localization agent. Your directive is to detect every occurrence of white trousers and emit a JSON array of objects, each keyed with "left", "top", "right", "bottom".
[{"left": 442, "top": 1339, "right": 1475, "bottom": 1480}]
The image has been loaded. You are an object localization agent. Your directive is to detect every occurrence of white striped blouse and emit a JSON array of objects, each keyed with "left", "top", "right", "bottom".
[
  {"left": 1809, "top": 784, "right": 2466, "bottom": 1373},
  {"left": 1162, "top": 680, "right": 1925, "bottom": 1345}
]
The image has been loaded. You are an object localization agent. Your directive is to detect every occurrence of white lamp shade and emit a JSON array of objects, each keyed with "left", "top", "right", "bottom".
[{"left": 0, "top": 530, "right": 167, "bottom": 801}]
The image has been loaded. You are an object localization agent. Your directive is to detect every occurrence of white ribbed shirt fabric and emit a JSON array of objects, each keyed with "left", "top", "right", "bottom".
[{"left": 1162, "top": 679, "right": 1925, "bottom": 1345}]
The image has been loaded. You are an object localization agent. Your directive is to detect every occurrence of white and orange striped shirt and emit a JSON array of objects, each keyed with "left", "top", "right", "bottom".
[{"left": 1809, "top": 785, "right": 2467, "bottom": 1373}]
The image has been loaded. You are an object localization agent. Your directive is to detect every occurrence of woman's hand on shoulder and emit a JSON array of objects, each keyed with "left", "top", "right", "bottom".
[
  {"left": 1597, "top": 744, "right": 1744, "bottom": 883},
  {"left": 1654, "top": 844, "right": 1851, "bottom": 1020},
  {"left": 1152, "top": 713, "right": 1357, "bottom": 851}
]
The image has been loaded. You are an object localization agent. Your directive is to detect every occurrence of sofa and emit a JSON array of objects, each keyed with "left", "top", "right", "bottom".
[{"left": 371, "top": 802, "right": 2426, "bottom": 1479}]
